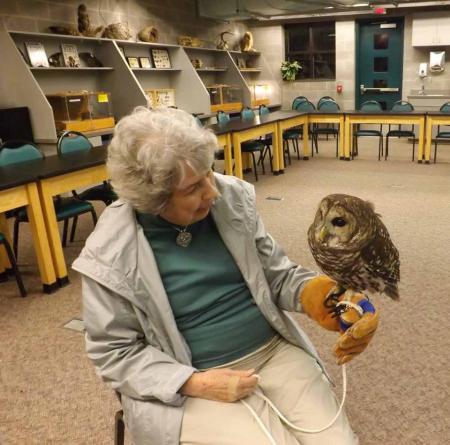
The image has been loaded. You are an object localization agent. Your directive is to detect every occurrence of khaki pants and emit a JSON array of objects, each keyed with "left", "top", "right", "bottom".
[{"left": 180, "top": 337, "right": 358, "bottom": 445}]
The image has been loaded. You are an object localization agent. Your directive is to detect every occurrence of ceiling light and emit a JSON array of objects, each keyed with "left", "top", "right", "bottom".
[{"left": 353, "top": 2, "right": 369, "bottom": 6}]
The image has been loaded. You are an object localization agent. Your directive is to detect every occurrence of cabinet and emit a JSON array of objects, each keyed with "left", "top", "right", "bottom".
[{"left": 412, "top": 13, "right": 450, "bottom": 47}]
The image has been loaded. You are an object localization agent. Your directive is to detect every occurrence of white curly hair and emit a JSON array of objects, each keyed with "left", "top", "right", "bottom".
[{"left": 107, "top": 106, "right": 218, "bottom": 214}]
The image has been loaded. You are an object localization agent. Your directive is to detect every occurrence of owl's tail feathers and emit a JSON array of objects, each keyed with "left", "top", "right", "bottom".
[{"left": 385, "top": 285, "right": 400, "bottom": 300}]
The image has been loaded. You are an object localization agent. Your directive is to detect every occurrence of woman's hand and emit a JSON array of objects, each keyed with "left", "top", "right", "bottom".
[{"left": 180, "top": 368, "right": 259, "bottom": 402}]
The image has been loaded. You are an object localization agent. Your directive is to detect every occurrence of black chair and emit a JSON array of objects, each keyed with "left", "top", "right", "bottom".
[
  {"left": 352, "top": 100, "right": 384, "bottom": 160},
  {"left": 434, "top": 102, "right": 450, "bottom": 163},
  {"left": 0, "top": 232, "right": 26, "bottom": 297},
  {"left": 312, "top": 99, "right": 340, "bottom": 157},
  {"left": 385, "top": 101, "right": 416, "bottom": 161},
  {"left": 0, "top": 140, "right": 98, "bottom": 257},
  {"left": 257, "top": 105, "right": 274, "bottom": 171}
]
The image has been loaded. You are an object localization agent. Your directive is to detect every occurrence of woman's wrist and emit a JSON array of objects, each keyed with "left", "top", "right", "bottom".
[{"left": 179, "top": 372, "right": 201, "bottom": 397}]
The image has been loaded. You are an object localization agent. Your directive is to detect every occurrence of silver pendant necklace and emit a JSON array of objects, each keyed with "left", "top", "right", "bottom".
[{"left": 173, "top": 226, "right": 192, "bottom": 247}]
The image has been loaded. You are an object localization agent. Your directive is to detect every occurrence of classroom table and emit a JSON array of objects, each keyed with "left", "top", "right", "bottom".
[
  {"left": 36, "top": 147, "right": 108, "bottom": 284},
  {"left": 0, "top": 161, "right": 58, "bottom": 292},
  {"left": 209, "top": 115, "right": 280, "bottom": 178},
  {"left": 423, "top": 111, "right": 450, "bottom": 163},
  {"left": 344, "top": 110, "right": 426, "bottom": 161}
]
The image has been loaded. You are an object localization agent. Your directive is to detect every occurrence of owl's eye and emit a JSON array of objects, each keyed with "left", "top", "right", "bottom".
[{"left": 331, "top": 217, "right": 347, "bottom": 227}]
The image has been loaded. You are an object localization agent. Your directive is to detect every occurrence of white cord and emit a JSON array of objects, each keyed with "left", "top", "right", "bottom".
[{"left": 240, "top": 364, "right": 347, "bottom": 443}]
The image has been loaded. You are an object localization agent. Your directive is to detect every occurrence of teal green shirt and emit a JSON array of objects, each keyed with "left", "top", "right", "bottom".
[{"left": 136, "top": 212, "right": 276, "bottom": 369}]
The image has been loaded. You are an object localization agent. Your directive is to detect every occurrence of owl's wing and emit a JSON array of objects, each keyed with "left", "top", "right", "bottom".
[{"left": 361, "top": 222, "right": 400, "bottom": 298}]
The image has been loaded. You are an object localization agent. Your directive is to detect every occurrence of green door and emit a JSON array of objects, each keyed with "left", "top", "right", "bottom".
[{"left": 356, "top": 19, "right": 404, "bottom": 110}]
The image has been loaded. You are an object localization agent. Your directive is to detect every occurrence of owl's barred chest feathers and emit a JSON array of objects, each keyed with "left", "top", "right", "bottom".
[{"left": 308, "top": 194, "right": 400, "bottom": 300}]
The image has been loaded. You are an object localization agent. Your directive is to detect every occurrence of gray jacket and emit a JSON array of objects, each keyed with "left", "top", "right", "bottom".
[{"left": 72, "top": 173, "right": 326, "bottom": 445}]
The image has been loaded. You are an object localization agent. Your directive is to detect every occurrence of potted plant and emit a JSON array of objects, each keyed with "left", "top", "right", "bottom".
[{"left": 281, "top": 60, "right": 302, "bottom": 81}]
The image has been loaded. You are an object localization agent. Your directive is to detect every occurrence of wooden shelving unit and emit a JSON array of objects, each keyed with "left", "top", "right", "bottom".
[
  {"left": 120, "top": 40, "right": 210, "bottom": 113},
  {"left": 0, "top": 22, "right": 279, "bottom": 142},
  {"left": 183, "top": 46, "right": 251, "bottom": 114},
  {"left": 0, "top": 27, "right": 145, "bottom": 143}
]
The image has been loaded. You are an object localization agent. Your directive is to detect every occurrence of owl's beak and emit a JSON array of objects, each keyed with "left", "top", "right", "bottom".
[{"left": 319, "top": 226, "right": 328, "bottom": 242}]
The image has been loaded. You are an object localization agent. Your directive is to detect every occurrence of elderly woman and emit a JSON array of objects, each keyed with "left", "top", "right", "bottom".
[{"left": 73, "top": 107, "right": 378, "bottom": 445}]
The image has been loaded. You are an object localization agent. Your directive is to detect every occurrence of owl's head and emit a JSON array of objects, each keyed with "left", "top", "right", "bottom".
[{"left": 311, "top": 194, "right": 375, "bottom": 248}]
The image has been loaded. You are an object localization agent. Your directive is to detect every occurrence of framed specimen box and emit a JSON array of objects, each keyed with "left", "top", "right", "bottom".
[
  {"left": 151, "top": 49, "right": 171, "bottom": 69},
  {"left": 145, "top": 88, "right": 175, "bottom": 108},
  {"left": 127, "top": 56, "right": 140, "bottom": 68},
  {"left": 139, "top": 57, "right": 152, "bottom": 68},
  {"left": 61, "top": 43, "right": 80, "bottom": 67},
  {"left": 25, "top": 42, "right": 49, "bottom": 67}
]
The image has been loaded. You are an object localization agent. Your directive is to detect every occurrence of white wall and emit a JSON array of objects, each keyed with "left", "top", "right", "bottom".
[
  {"left": 0, "top": 0, "right": 247, "bottom": 50},
  {"left": 250, "top": 21, "right": 355, "bottom": 110}
]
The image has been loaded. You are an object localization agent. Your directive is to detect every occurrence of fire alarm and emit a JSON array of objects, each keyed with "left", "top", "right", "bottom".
[{"left": 336, "top": 84, "right": 343, "bottom": 94}]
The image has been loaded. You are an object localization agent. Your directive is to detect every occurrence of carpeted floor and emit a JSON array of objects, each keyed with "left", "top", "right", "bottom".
[{"left": 1, "top": 138, "right": 449, "bottom": 444}]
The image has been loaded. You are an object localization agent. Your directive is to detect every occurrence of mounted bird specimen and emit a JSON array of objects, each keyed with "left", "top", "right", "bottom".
[
  {"left": 216, "top": 31, "right": 233, "bottom": 50},
  {"left": 308, "top": 194, "right": 400, "bottom": 305}
]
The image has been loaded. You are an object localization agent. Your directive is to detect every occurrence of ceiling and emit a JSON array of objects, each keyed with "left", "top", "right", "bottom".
[{"left": 196, "top": 0, "right": 450, "bottom": 21}]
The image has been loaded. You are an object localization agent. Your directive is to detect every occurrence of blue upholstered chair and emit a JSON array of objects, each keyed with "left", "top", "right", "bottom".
[
  {"left": 385, "top": 101, "right": 416, "bottom": 161},
  {"left": 352, "top": 100, "right": 384, "bottom": 160},
  {"left": 434, "top": 102, "right": 450, "bottom": 163},
  {"left": 292, "top": 96, "right": 308, "bottom": 110},
  {"left": 0, "top": 231, "right": 26, "bottom": 297},
  {"left": 239, "top": 107, "right": 267, "bottom": 181},
  {"left": 257, "top": 105, "right": 274, "bottom": 172},
  {"left": 0, "top": 140, "right": 97, "bottom": 257},
  {"left": 292, "top": 100, "right": 317, "bottom": 159},
  {"left": 310, "top": 99, "right": 341, "bottom": 158},
  {"left": 57, "top": 131, "right": 117, "bottom": 206}
]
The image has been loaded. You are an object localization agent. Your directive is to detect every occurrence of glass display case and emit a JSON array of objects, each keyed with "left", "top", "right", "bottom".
[
  {"left": 145, "top": 89, "right": 176, "bottom": 108},
  {"left": 250, "top": 84, "right": 270, "bottom": 107},
  {"left": 207, "top": 84, "right": 243, "bottom": 113},
  {"left": 46, "top": 91, "right": 115, "bottom": 132}
]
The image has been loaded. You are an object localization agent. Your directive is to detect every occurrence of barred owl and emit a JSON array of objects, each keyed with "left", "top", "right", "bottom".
[{"left": 308, "top": 194, "right": 400, "bottom": 300}]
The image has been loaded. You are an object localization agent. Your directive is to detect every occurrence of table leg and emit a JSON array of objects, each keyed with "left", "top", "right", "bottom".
[
  {"left": 302, "top": 121, "right": 309, "bottom": 160},
  {"left": 26, "top": 183, "right": 58, "bottom": 292},
  {"left": 344, "top": 117, "right": 352, "bottom": 160},
  {"left": 422, "top": 117, "right": 431, "bottom": 163},
  {"left": 339, "top": 116, "right": 345, "bottom": 159},
  {"left": 38, "top": 181, "right": 69, "bottom": 286},
  {"left": 272, "top": 124, "right": 281, "bottom": 173},
  {"left": 231, "top": 134, "right": 243, "bottom": 179},
  {"left": 0, "top": 213, "right": 12, "bottom": 272},
  {"left": 222, "top": 134, "right": 233, "bottom": 175}
]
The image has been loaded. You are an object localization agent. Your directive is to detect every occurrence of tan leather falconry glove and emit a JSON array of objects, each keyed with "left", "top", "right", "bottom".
[{"left": 299, "top": 275, "right": 379, "bottom": 365}]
